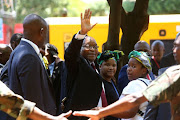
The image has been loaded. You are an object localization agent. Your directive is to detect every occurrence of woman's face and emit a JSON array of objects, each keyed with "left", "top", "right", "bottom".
[
  {"left": 100, "top": 59, "right": 117, "bottom": 80},
  {"left": 127, "top": 58, "right": 147, "bottom": 80}
]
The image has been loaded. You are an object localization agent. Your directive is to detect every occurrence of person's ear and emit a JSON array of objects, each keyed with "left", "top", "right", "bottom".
[
  {"left": 99, "top": 64, "right": 102, "bottom": 70},
  {"left": 40, "top": 28, "right": 44, "bottom": 36},
  {"left": 142, "top": 67, "right": 148, "bottom": 75}
]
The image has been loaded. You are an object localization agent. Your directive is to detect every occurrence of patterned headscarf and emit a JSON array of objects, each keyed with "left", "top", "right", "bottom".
[
  {"left": 128, "top": 50, "right": 152, "bottom": 73},
  {"left": 97, "top": 50, "right": 124, "bottom": 65}
]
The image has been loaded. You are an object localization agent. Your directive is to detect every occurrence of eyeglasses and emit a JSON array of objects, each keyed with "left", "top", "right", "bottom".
[{"left": 82, "top": 45, "right": 99, "bottom": 50}]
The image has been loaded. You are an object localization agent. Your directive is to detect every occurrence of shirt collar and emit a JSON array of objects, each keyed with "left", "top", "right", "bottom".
[{"left": 21, "top": 38, "right": 40, "bottom": 55}]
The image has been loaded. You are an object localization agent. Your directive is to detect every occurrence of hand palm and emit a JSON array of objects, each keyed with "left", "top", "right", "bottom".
[
  {"left": 81, "top": 19, "right": 92, "bottom": 33},
  {"left": 80, "top": 9, "right": 97, "bottom": 34}
]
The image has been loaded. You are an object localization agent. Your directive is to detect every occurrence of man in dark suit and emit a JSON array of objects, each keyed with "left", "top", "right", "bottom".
[
  {"left": 43, "top": 43, "right": 67, "bottom": 114},
  {"left": 160, "top": 52, "right": 176, "bottom": 68},
  {"left": 0, "top": 33, "right": 23, "bottom": 86},
  {"left": 159, "top": 33, "right": 180, "bottom": 69},
  {"left": 10, "top": 33, "right": 23, "bottom": 50},
  {"left": 4, "top": 14, "right": 57, "bottom": 120},
  {"left": 64, "top": 9, "right": 105, "bottom": 120},
  {"left": 151, "top": 40, "right": 165, "bottom": 76},
  {"left": 0, "top": 44, "right": 12, "bottom": 66}
]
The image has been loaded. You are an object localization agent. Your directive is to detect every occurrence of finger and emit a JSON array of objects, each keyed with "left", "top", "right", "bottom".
[
  {"left": 73, "top": 111, "right": 88, "bottom": 117},
  {"left": 89, "top": 10, "right": 92, "bottom": 20},
  {"left": 87, "top": 9, "right": 90, "bottom": 18},
  {"left": 81, "top": 13, "right": 83, "bottom": 21},
  {"left": 84, "top": 9, "right": 88, "bottom": 19},
  {"left": 73, "top": 111, "right": 81, "bottom": 116},
  {"left": 63, "top": 110, "right": 72, "bottom": 118},
  {"left": 91, "top": 23, "right": 97, "bottom": 29}
]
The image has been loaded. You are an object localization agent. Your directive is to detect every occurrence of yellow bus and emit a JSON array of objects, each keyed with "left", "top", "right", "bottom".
[{"left": 45, "top": 14, "right": 180, "bottom": 59}]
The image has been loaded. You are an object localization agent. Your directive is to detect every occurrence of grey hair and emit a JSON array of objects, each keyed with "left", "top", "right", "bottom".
[{"left": 175, "top": 32, "right": 180, "bottom": 40}]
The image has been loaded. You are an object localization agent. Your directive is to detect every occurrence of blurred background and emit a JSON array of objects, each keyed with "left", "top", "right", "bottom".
[{"left": 0, "top": 0, "right": 180, "bottom": 59}]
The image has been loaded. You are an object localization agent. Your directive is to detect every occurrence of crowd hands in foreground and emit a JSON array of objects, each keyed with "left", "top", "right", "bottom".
[{"left": 0, "top": 9, "right": 179, "bottom": 120}]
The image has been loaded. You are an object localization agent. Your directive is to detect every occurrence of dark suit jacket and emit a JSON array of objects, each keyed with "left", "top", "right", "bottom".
[
  {"left": 6, "top": 40, "right": 56, "bottom": 119},
  {"left": 51, "top": 61, "right": 67, "bottom": 114},
  {"left": 64, "top": 35, "right": 102, "bottom": 119},
  {"left": 160, "top": 52, "right": 176, "bottom": 68},
  {"left": 0, "top": 61, "right": 9, "bottom": 86},
  {"left": 151, "top": 58, "right": 160, "bottom": 76},
  {"left": 0, "top": 63, "right": 3, "bottom": 72}
]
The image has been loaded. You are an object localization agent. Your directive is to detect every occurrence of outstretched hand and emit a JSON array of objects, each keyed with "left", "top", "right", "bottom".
[
  {"left": 56, "top": 110, "right": 72, "bottom": 120},
  {"left": 73, "top": 110, "right": 101, "bottom": 120},
  {"left": 80, "top": 9, "right": 97, "bottom": 35}
]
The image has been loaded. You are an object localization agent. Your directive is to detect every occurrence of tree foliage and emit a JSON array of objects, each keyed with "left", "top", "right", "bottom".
[
  {"left": 123, "top": 0, "right": 180, "bottom": 14},
  {"left": 15, "top": 0, "right": 86, "bottom": 23},
  {"left": 88, "top": 1, "right": 109, "bottom": 16},
  {"left": 9, "top": 0, "right": 180, "bottom": 23},
  {"left": 148, "top": 0, "right": 180, "bottom": 14}
]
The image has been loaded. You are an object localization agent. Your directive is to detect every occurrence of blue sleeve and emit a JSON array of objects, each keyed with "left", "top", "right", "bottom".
[
  {"left": 149, "top": 71, "right": 155, "bottom": 80},
  {"left": 117, "top": 64, "right": 130, "bottom": 94}
]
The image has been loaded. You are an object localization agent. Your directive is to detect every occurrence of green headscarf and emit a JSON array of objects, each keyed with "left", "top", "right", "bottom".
[
  {"left": 128, "top": 50, "right": 152, "bottom": 73},
  {"left": 97, "top": 50, "right": 124, "bottom": 65}
]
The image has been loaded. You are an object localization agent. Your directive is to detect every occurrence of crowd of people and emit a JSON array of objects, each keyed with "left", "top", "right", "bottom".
[{"left": 0, "top": 9, "right": 179, "bottom": 120}]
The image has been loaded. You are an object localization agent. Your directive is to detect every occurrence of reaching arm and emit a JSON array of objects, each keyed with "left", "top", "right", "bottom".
[
  {"left": 28, "top": 107, "right": 71, "bottom": 120},
  {"left": 0, "top": 81, "right": 72, "bottom": 120},
  {"left": 73, "top": 92, "right": 147, "bottom": 120},
  {"left": 64, "top": 9, "right": 97, "bottom": 75},
  {"left": 111, "top": 106, "right": 139, "bottom": 118}
]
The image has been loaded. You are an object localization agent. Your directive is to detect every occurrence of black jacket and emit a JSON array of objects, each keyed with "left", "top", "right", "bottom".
[{"left": 64, "top": 35, "right": 102, "bottom": 120}]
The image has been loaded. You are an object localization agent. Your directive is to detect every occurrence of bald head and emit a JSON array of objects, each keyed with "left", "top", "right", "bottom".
[
  {"left": 82, "top": 36, "right": 97, "bottom": 45},
  {"left": 151, "top": 40, "right": 164, "bottom": 49},
  {"left": 151, "top": 40, "right": 165, "bottom": 62},
  {"left": 23, "top": 14, "right": 47, "bottom": 30},
  {"left": 0, "top": 44, "right": 12, "bottom": 65},
  {"left": 134, "top": 41, "right": 151, "bottom": 55},
  {"left": 23, "top": 14, "right": 48, "bottom": 48}
]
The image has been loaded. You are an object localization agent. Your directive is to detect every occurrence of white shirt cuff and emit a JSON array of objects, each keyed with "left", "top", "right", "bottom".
[{"left": 75, "top": 31, "right": 87, "bottom": 40}]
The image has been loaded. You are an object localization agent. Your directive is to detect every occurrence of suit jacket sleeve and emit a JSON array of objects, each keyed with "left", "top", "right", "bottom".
[{"left": 64, "top": 34, "right": 84, "bottom": 77}]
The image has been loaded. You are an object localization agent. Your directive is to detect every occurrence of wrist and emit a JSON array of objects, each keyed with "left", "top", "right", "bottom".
[
  {"left": 79, "top": 30, "right": 87, "bottom": 35},
  {"left": 98, "top": 109, "right": 105, "bottom": 119}
]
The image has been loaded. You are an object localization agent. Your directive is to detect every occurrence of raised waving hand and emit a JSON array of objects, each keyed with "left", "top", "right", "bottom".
[{"left": 80, "top": 9, "right": 97, "bottom": 35}]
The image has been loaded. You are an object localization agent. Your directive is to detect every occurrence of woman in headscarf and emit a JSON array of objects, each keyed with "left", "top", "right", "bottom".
[
  {"left": 97, "top": 50, "right": 124, "bottom": 120},
  {"left": 119, "top": 50, "right": 152, "bottom": 120}
]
